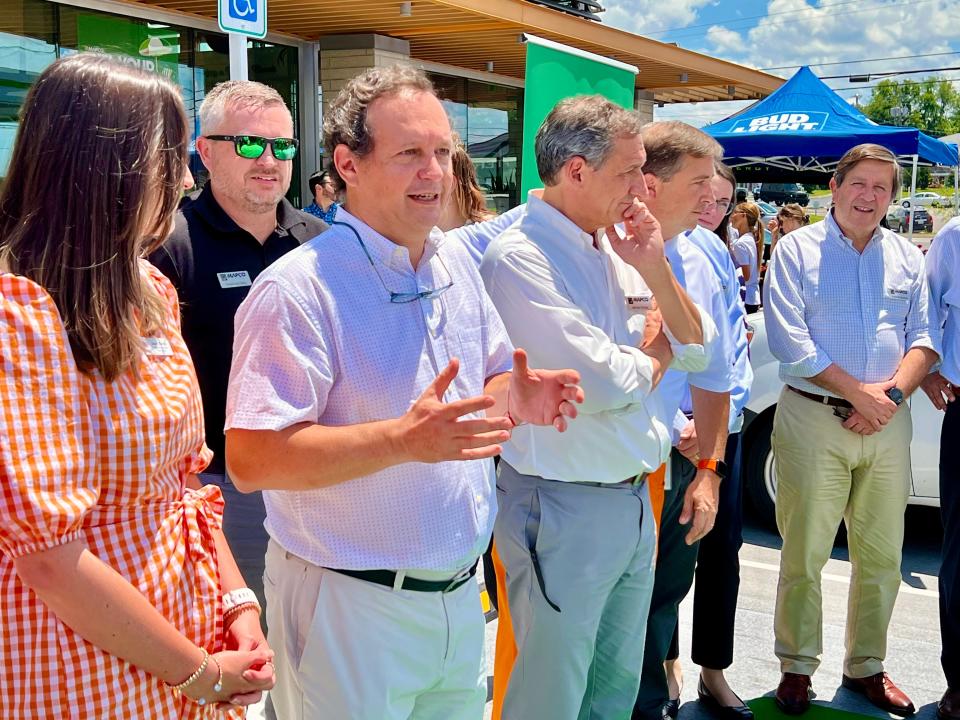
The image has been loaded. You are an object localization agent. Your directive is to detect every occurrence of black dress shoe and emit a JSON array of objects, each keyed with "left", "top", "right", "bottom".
[
  {"left": 697, "top": 676, "right": 754, "bottom": 720},
  {"left": 938, "top": 687, "right": 960, "bottom": 720},
  {"left": 661, "top": 698, "right": 681, "bottom": 720}
]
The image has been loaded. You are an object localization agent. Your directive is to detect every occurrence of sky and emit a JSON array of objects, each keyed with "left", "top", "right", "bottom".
[{"left": 599, "top": 0, "right": 960, "bottom": 129}]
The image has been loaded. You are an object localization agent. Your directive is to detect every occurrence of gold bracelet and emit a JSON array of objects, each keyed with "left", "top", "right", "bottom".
[
  {"left": 169, "top": 648, "right": 209, "bottom": 692},
  {"left": 195, "top": 654, "right": 223, "bottom": 707}
]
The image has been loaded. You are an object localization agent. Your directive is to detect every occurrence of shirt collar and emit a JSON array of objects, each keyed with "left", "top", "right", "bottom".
[
  {"left": 332, "top": 208, "right": 445, "bottom": 271},
  {"left": 826, "top": 209, "right": 884, "bottom": 250},
  {"left": 190, "top": 183, "right": 310, "bottom": 238},
  {"left": 525, "top": 191, "right": 599, "bottom": 254}
]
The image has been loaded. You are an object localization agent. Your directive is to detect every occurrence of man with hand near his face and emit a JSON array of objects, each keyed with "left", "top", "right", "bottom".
[
  {"left": 763, "top": 143, "right": 938, "bottom": 717},
  {"left": 480, "top": 96, "right": 716, "bottom": 720}
]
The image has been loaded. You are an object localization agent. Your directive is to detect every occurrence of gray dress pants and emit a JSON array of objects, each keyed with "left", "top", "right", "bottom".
[{"left": 495, "top": 461, "right": 657, "bottom": 720}]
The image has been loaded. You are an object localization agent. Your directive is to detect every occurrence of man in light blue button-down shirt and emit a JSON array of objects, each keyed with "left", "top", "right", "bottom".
[
  {"left": 763, "top": 144, "right": 939, "bottom": 717},
  {"left": 920, "top": 215, "right": 960, "bottom": 720}
]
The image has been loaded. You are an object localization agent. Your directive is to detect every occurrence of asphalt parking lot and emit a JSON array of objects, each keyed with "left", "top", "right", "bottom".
[{"left": 479, "top": 505, "right": 943, "bottom": 720}]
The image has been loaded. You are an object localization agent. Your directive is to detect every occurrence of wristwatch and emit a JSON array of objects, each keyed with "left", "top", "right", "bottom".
[
  {"left": 696, "top": 457, "right": 729, "bottom": 481},
  {"left": 885, "top": 387, "right": 905, "bottom": 406}
]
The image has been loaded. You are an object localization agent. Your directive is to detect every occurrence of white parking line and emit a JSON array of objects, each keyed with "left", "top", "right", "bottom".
[{"left": 740, "top": 558, "right": 939, "bottom": 598}]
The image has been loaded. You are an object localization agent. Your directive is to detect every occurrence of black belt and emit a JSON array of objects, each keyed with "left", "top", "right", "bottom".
[
  {"left": 788, "top": 385, "right": 853, "bottom": 409},
  {"left": 327, "top": 563, "right": 477, "bottom": 593},
  {"left": 545, "top": 473, "right": 648, "bottom": 489}
]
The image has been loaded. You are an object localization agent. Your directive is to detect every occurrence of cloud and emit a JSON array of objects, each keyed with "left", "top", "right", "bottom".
[
  {"left": 601, "top": 0, "right": 713, "bottom": 35},
  {"left": 606, "top": 0, "right": 960, "bottom": 122}
]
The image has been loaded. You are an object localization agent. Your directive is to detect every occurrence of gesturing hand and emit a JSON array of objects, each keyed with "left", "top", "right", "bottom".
[
  {"left": 606, "top": 199, "right": 666, "bottom": 276},
  {"left": 398, "top": 359, "right": 515, "bottom": 463},
  {"left": 507, "top": 349, "right": 584, "bottom": 432}
]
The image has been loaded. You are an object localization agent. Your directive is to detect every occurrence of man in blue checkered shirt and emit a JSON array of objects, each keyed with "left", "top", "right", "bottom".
[{"left": 763, "top": 143, "right": 938, "bottom": 718}]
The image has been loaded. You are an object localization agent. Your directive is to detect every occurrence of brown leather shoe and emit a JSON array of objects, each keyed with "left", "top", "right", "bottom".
[
  {"left": 841, "top": 673, "right": 915, "bottom": 716},
  {"left": 776, "top": 673, "right": 812, "bottom": 715},
  {"left": 938, "top": 687, "right": 960, "bottom": 720}
]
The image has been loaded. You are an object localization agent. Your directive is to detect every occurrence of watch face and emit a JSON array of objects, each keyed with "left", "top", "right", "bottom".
[{"left": 888, "top": 388, "right": 905, "bottom": 405}]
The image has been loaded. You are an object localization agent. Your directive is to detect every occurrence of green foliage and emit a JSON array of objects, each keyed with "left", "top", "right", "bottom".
[{"left": 862, "top": 76, "right": 960, "bottom": 136}]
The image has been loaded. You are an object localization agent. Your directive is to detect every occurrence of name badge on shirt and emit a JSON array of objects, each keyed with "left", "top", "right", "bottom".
[
  {"left": 625, "top": 294, "right": 653, "bottom": 311},
  {"left": 143, "top": 336, "right": 173, "bottom": 357},
  {"left": 886, "top": 285, "right": 910, "bottom": 301},
  {"left": 218, "top": 270, "right": 252, "bottom": 289}
]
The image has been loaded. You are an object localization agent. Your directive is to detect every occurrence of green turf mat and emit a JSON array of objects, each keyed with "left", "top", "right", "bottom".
[{"left": 748, "top": 696, "right": 883, "bottom": 720}]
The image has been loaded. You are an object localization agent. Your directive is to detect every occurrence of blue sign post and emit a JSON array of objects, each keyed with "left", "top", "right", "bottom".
[{"left": 218, "top": 0, "right": 267, "bottom": 39}]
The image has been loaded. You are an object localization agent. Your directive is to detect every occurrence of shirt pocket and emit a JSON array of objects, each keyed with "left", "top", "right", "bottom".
[
  {"left": 449, "top": 326, "right": 486, "bottom": 408},
  {"left": 878, "top": 281, "right": 912, "bottom": 330}
]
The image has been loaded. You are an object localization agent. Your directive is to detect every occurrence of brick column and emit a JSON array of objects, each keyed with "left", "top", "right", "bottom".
[{"left": 319, "top": 34, "right": 411, "bottom": 121}]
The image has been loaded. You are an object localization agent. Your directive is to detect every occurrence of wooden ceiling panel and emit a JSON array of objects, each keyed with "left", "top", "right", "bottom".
[{"left": 119, "top": 0, "right": 782, "bottom": 104}]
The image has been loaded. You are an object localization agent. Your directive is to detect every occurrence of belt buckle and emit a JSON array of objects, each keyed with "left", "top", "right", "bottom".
[{"left": 443, "top": 566, "right": 472, "bottom": 593}]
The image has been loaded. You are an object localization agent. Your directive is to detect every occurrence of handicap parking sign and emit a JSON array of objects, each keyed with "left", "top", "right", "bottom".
[{"left": 219, "top": 0, "right": 266, "bottom": 38}]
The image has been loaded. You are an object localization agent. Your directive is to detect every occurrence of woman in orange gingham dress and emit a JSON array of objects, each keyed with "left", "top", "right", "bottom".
[{"left": 0, "top": 54, "right": 274, "bottom": 718}]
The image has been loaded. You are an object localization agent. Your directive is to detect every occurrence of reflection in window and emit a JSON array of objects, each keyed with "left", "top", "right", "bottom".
[
  {"left": 0, "top": 0, "right": 301, "bottom": 203},
  {"left": 431, "top": 73, "right": 522, "bottom": 211}
]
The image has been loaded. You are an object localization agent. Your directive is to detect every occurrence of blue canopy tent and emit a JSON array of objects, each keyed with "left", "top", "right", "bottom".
[{"left": 702, "top": 66, "right": 959, "bottom": 234}]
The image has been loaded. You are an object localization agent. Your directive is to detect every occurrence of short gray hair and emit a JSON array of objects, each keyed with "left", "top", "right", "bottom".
[
  {"left": 323, "top": 64, "right": 436, "bottom": 191},
  {"left": 640, "top": 121, "right": 723, "bottom": 180},
  {"left": 535, "top": 95, "right": 644, "bottom": 186},
  {"left": 199, "top": 80, "right": 289, "bottom": 134}
]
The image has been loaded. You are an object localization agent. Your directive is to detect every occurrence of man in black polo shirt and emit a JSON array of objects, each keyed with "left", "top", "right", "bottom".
[{"left": 150, "top": 80, "right": 327, "bottom": 613}]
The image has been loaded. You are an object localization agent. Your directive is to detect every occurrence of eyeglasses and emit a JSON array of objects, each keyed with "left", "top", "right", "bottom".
[
  {"left": 332, "top": 221, "right": 454, "bottom": 303},
  {"left": 204, "top": 135, "right": 299, "bottom": 161},
  {"left": 704, "top": 199, "right": 735, "bottom": 214}
]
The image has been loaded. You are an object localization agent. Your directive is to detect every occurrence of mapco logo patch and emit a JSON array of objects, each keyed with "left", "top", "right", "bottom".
[{"left": 731, "top": 112, "right": 829, "bottom": 133}]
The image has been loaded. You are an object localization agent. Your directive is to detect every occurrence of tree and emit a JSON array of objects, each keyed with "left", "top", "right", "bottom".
[{"left": 862, "top": 76, "right": 960, "bottom": 137}]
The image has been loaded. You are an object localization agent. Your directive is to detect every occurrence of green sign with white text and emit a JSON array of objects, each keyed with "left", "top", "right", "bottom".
[{"left": 77, "top": 14, "right": 180, "bottom": 82}]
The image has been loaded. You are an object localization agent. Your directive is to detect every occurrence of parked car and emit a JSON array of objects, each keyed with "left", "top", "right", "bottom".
[
  {"left": 739, "top": 310, "right": 940, "bottom": 527},
  {"left": 904, "top": 191, "right": 946, "bottom": 208},
  {"left": 887, "top": 205, "right": 934, "bottom": 233},
  {"left": 755, "top": 183, "right": 809, "bottom": 207}
]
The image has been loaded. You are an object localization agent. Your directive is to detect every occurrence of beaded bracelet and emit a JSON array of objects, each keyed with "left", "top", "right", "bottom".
[
  {"left": 224, "top": 600, "right": 261, "bottom": 622},
  {"left": 169, "top": 648, "right": 209, "bottom": 692},
  {"left": 194, "top": 654, "right": 223, "bottom": 707}
]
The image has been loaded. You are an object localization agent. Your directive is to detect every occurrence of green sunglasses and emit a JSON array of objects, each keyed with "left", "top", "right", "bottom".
[{"left": 205, "top": 134, "right": 299, "bottom": 161}]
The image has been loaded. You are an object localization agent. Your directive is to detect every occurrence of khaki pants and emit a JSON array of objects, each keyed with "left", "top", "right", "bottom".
[
  {"left": 264, "top": 540, "right": 487, "bottom": 720},
  {"left": 772, "top": 387, "right": 911, "bottom": 678}
]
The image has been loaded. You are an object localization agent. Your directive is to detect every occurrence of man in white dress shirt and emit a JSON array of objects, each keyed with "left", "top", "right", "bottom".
[
  {"left": 480, "top": 96, "right": 716, "bottom": 720},
  {"left": 764, "top": 143, "right": 937, "bottom": 716},
  {"left": 223, "top": 65, "right": 583, "bottom": 720}
]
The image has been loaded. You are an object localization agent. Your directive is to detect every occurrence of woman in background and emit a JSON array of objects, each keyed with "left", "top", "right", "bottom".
[
  {"left": 768, "top": 202, "right": 810, "bottom": 254},
  {"left": 730, "top": 202, "right": 764, "bottom": 313},
  {"left": 0, "top": 53, "right": 273, "bottom": 717},
  {"left": 438, "top": 133, "right": 494, "bottom": 231}
]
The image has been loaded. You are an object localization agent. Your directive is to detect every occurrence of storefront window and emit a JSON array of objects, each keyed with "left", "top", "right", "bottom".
[
  {"left": 431, "top": 73, "right": 522, "bottom": 212},
  {"left": 0, "top": 0, "right": 302, "bottom": 203},
  {"left": 0, "top": 0, "right": 57, "bottom": 178}
]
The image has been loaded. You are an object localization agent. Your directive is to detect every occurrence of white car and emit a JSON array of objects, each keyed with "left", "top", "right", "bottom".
[
  {"left": 739, "top": 311, "right": 941, "bottom": 526},
  {"left": 903, "top": 192, "right": 949, "bottom": 208}
]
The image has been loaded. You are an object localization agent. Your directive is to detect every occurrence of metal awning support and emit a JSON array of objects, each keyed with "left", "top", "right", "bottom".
[{"left": 908, "top": 154, "right": 918, "bottom": 244}]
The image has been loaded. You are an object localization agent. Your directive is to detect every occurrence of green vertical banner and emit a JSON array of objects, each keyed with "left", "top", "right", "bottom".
[
  {"left": 521, "top": 34, "right": 638, "bottom": 198},
  {"left": 77, "top": 14, "right": 181, "bottom": 82}
]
